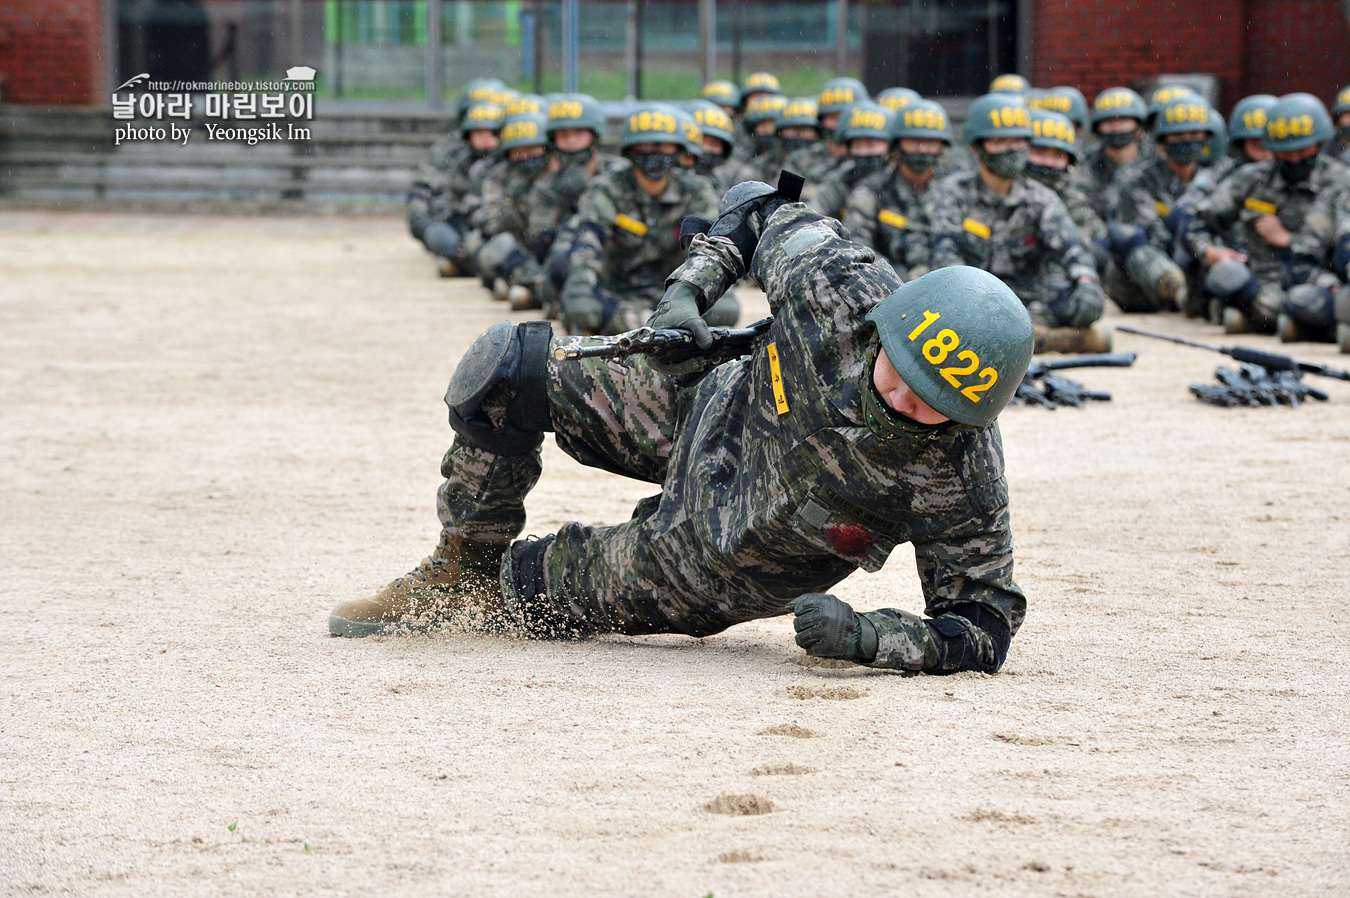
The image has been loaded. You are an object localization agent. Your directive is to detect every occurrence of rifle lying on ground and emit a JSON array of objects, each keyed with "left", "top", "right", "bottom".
[
  {"left": 553, "top": 317, "right": 773, "bottom": 368},
  {"left": 1116, "top": 325, "right": 1347, "bottom": 407},
  {"left": 1013, "top": 352, "right": 1137, "bottom": 408}
]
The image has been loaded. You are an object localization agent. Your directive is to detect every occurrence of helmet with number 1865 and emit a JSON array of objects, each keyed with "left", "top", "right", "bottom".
[{"left": 866, "top": 267, "right": 1034, "bottom": 428}]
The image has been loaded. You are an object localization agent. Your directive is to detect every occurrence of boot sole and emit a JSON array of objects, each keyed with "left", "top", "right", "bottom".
[{"left": 328, "top": 614, "right": 445, "bottom": 638}]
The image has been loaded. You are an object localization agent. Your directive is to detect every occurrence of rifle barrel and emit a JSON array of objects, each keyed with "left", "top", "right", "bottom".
[{"left": 1118, "top": 325, "right": 1350, "bottom": 382}]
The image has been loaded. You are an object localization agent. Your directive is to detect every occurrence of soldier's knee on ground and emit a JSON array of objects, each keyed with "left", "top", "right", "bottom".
[
  {"left": 445, "top": 320, "right": 554, "bottom": 456},
  {"left": 927, "top": 604, "right": 1010, "bottom": 674},
  {"left": 476, "top": 232, "right": 529, "bottom": 282},
  {"left": 1283, "top": 283, "right": 1338, "bottom": 333},
  {"left": 409, "top": 208, "right": 432, "bottom": 241},
  {"left": 1205, "top": 259, "right": 1260, "bottom": 311},
  {"left": 1049, "top": 279, "right": 1105, "bottom": 328},
  {"left": 423, "top": 220, "right": 463, "bottom": 258},
  {"left": 703, "top": 292, "right": 741, "bottom": 327}
]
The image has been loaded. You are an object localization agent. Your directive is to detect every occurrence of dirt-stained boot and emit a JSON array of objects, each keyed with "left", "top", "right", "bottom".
[
  {"left": 1033, "top": 321, "right": 1113, "bottom": 354},
  {"left": 492, "top": 277, "right": 511, "bottom": 301},
  {"left": 437, "top": 258, "right": 461, "bottom": 278},
  {"left": 1223, "top": 306, "right": 1252, "bottom": 334},
  {"left": 508, "top": 284, "right": 539, "bottom": 311},
  {"left": 328, "top": 533, "right": 507, "bottom": 637}
]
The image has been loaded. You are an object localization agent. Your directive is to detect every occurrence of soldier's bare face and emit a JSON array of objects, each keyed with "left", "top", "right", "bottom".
[
  {"left": 1097, "top": 118, "right": 1137, "bottom": 135},
  {"left": 508, "top": 145, "right": 546, "bottom": 163},
  {"left": 981, "top": 137, "right": 1029, "bottom": 154},
  {"left": 1272, "top": 144, "right": 1320, "bottom": 164},
  {"left": 779, "top": 126, "right": 820, "bottom": 140},
  {"left": 1027, "top": 145, "right": 1070, "bottom": 170},
  {"left": 553, "top": 129, "right": 594, "bottom": 152},
  {"left": 899, "top": 138, "right": 944, "bottom": 156},
  {"left": 1242, "top": 138, "right": 1274, "bottom": 162},
  {"left": 468, "top": 129, "right": 500, "bottom": 152},
  {"left": 873, "top": 348, "right": 950, "bottom": 425}
]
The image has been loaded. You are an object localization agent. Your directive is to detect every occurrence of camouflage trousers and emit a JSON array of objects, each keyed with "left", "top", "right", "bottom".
[
  {"left": 1282, "top": 274, "right": 1349, "bottom": 334},
  {"left": 1102, "top": 245, "right": 1187, "bottom": 313},
  {"left": 476, "top": 232, "right": 544, "bottom": 289},
  {"left": 436, "top": 342, "right": 728, "bottom": 637}
]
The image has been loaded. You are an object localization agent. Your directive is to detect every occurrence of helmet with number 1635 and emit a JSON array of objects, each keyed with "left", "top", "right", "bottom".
[{"left": 866, "top": 267, "right": 1034, "bottom": 428}]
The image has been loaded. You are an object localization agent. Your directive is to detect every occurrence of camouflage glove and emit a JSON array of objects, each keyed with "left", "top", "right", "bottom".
[
  {"left": 561, "top": 272, "right": 604, "bottom": 334},
  {"left": 786, "top": 594, "right": 879, "bottom": 663}
]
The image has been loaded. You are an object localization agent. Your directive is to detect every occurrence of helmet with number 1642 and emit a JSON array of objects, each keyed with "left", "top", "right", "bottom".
[
  {"left": 866, "top": 267, "right": 1034, "bottom": 428},
  {"left": 1263, "top": 93, "right": 1334, "bottom": 152}
]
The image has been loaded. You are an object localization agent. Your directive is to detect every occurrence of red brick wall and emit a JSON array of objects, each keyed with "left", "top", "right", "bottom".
[
  {"left": 1031, "top": 0, "right": 1247, "bottom": 107},
  {"left": 1240, "top": 0, "right": 1350, "bottom": 99},
  {"left": 0, "top": 0, "right": 105, "bottom": 105}
]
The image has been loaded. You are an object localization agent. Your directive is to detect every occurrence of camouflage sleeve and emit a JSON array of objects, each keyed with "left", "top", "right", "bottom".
[
  {"left": 1116, "top": 175, "right": 1171, "bottom": 250},
  {"left": 568, "top": 179, "right": 618, "bottom": 281},
  {"left": 474, "top": 168, "right": 518, "bottom": 236},
  {"left": 808, "top": 170, "right": 850, "bottom": 220},
  {"left": 1041, "top": 196, "right": 1099, "bottom": 282},
  {"left": 1289, "top": 187, "right": 1338, "bottom": 265},
  {"left": 927, "top": 178, "right": 967, "bottom": 270},
  {"left": 1184, "top": 165, "right": 1251, "bottom": 258},
  {"left": 911, "top": 507, "right": 1025, "bottom": 638},
  {"left": 841, "top": 183, "right": 880, "bottom": 250},
  {"left": 665, "top": 234, "right": 745, "bottom": 309}
]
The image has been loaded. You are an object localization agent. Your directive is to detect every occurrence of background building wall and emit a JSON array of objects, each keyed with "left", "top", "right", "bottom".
[{"left": 0, "top": 0, "right": 106, "bottom": 104}]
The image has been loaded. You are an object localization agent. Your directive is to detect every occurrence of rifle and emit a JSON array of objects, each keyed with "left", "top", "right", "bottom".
[
  {"left": 1116, "top": 326, "right": 1350, "bottom": 382},
  {"left": 553, "top": 317, "right": 773, "bottom": 368},
  {"left": 1014, "top": 352, "right": 1136, "bottom": 409},
  {"left": 1191, "top": 364, "right": 1328, "bottom": 408}
]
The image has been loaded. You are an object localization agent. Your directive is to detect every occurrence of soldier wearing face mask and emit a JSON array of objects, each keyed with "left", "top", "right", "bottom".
[
  {"left": 842, "top": 98, "right": 952, "bottom": 279},
  {"left": 1183, "top": 93, "right": 1350, "bottom": 334},
  {"left": 817, "top": 77, "right": 870, "bottom": 164},
  {"left": 1023, "top": 109, "right": 1108, "bottom": 275},
  {"left": 1328, "top": 85, "right": 1350, "bottom": 166},
  {"left": 930, "top": 93, "right": 1109, "bottom": 354},
  {"left": 504, "top": 95, "right": 626, "bottom": 314},
  {"left": 741, "top": 94, "right": 790, "bottom": 183},
  {"left": 809, "top": 102, "right": 896, "bottom": 220},
  {"left": 686, "top": 100, "right": 757, "bottom": 197},
  {"left": 556, "top": 104, "right": 720, "bottom": 337},
  {"left": 1105, "top": 97, "right": 1217, "bottom": 315},
  {"left": 778, "top": 97, "right": 833, "bottom": 184},
  {"left": 415, "top": 99, "right": 506, "bottom": 279},
  {"left": 473, "top": 111, "right": 559, "bottom": 304},
  {"left": 1074, "top": 87, "right": 1149, "bottom": 223}
]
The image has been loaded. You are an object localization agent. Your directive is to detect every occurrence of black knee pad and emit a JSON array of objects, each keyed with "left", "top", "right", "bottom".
[
  {"left": 445, "top": 320, "right": 554, "bottom": 456},
  {"left": 928, "top": 603, "right": 1011, "bottom": 674}
]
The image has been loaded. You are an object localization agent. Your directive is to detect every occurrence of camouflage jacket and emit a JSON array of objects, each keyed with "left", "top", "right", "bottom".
[
  {"left": 525, "top": 152, "right": 627, "bottom": 257},
  {"left": 746, "top": 143, "right": 791, "bottom": 187},
  {"left": 810, "top": 158, "right": 885, "bottom": 221},
  {"left": 569, "top": 166, "right": 718, "bottom": 295},
  {"left": 1183, "top": 156, "right": 1350, "bottom": 277},
  {"left": 929, "top": 170, "right": 1099, "bottom": 296},
  {"left": 1051, "top": 176, "right": 1107, "bottom": 250},
  {"left": 1325, "top": 138, "right": 1350, "bottom": 168},
  {"left": 1071, "top": 142, "right": 1142, "bottom": 222},
  {"left": 840, "top": 168, "right": 936, "bottom": 278},
  {"left": 785, "top": 141, "right": 837, "bottom": 184},
  {"left": 473, "top": 159, "right": 555, "bottom": 240},
  {"left": 661, "top": 204, "right": 1026, "bottom": 668},
  {"left": 712, "top": 155, "right": 763, "bottom": 198},
  {"left": 1117, "top": 156, "right": 1199, "bottom": 249},
  {"left": 408, "top": 139, "right": 491, "bottom": 225},
  {"left": 1289, "top": 183, "right": 1350, "bottom": 279}
]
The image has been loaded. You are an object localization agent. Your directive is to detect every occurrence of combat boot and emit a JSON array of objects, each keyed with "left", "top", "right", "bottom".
[
  {"left": 1033, "top": 321, "right": 1113, "bottom": 354},
  {"left": 438, "top": 258, "right": 461, "bottom": 278},
  {"left": 1276, "top": 313, "right": 1308, "bottom": 344},
  {"left": 508, "top": 284, "right": 539, "bottom": 311},
  {"left": 492, "top": 277, "right": 511, "bottom": 301},
  {"left": 328, "top": 533, "right": 506, "bottom": 637},
  {"left": 1155, "top": 269, "right": 1187, "bottom": 312},
  {"left": 1223, "top": 307, "right": 1252, "bottom": 334}
]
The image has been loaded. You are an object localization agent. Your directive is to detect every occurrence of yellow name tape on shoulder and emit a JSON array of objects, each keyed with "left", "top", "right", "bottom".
[
  {"left": 963, "top": 217, "right": 991, "bottom": 239},
  {"left": 1244, "top": 197, "right": 1278, "bottom": 216},
  {"left": 766, "top": 342, "right": 789, "bottom": 415},
  {"left": 1155, "top": 200, "right": 1171, "bottom": 217},
  {"left": 878, "top": 209, "right": 909, "bottom": 229},
  {"left": 615, "top": 213, "right": 648, "bottom": 236}
]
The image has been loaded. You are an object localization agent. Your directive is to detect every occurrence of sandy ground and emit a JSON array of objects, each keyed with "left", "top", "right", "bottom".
[{"left": 2, "top": 209, "right": 1348, "bottom": 897}]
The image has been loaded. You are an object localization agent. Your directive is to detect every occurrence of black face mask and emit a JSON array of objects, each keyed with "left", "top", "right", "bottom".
[
  {"left": 1100, "top": 130, "right": 1137, "bottom": 150},
  {"left": 1339, "top": 125, "right": 1350, "bottom": 143},
  {"left": 1279, "top": 155, "right": 1318, "bottom": 183},
  {"left": 900, "top": 151, "right": 938, "bottom": 174},
  {"left": 850, "top": 155, "right": 886, "bottom": 178},
  {"left": 978, "top": 147, "right": 1028, "bottom": 180},
  {"left": 1164, "top": 139, "right": 1205, "bottom": 165},
  {"left": 513, "top": 154, "right": 549, "bottom": 176},
  {"left": 782, "top": 136, "right": 815, "bottom": 153},
  {"left": 556, "top": 147, "right": 593, "bottom": 168},
  {"left": 631, "top": 150, "right": 677, "bottom": 180},
  {"left": 1025, "top": 162, "right": 1066, "bottom": 186},
  {"left": 695, "top": 152, "right": 726, "bottom": 175},
  {"left": 751, "top": 133, "right": 781, "bottom": 156}
]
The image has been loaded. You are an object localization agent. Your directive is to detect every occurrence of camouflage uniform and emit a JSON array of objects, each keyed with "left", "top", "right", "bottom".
[
  {"left": 527, "top": 153, "right": 628, "bottom": 308},
  {"left": 407, "top": 134, "right": 468, "bottom": 237},
  {"left": 711, "top": 155, "right": 763, "bottom": 198},
  {"left": 1050, "top": 176, "right": 1108, "bottom": 271},
  {"left": 841, "top": 168, "right": 936, "bottom": 279},
  {"left": 1284, "top": 183, "right": 1350, "bottom": 333},
  {"left": 929, "top": 170, "right": 1102, "bottom": 327},
  {"left": 810, "top": 158, "right": 884, "bottom": 221},
  {"left": 1183, "top": 156, "right": 1350, "bottom": 324},
  {"left": 1105, "top": 156, "right": 1197, "bottom": 311},
  {"left": 1326, "top": 138, "right": 1350, "bottom": 167},
  {"left": 473, "top": 160, "right": 554, "bottom": 287},
  {"left": 785, "top": 141, "right": 837, "bottom": 184},
  {"left": 1071, "top": 143, "right": 1140, "bottom": 222},
  {"left": 561, "top": 166, "right": 718, "bottom": 335},
  {"left": 437, "top": 204, "right": 1024, "bottom": 670}
]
